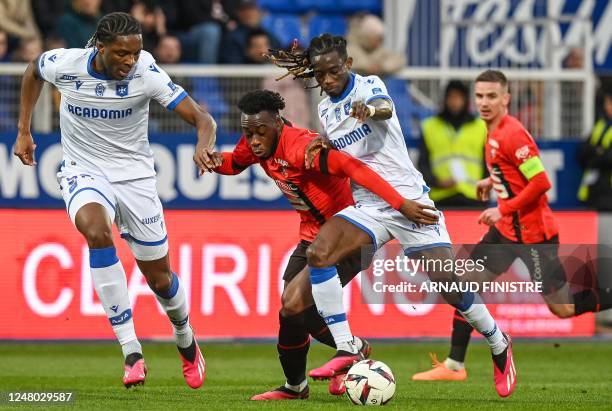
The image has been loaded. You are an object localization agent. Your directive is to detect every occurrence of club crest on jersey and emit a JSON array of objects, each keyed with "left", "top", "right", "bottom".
[
  {"left": 334, "top": 107, "right": 341, "bottom": 121},
  {"left": 343, "top": 101, "right": 351, "bottom": 115},
  {"left": 116, "top": 83, "right": 129, "bottom": 97},
  {"left": 95, "top": 83, "right": 105, "bottom": 96}
]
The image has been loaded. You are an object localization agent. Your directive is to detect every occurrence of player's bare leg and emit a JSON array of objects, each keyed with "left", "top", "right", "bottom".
[
  {"left": 75, "top": 203, "right": 145, "bottom": 388},
  {"left": 252, "top": 267, "right": 371, "bottom": 400},
  {"left": 306, "top": 217, "right": 373, "bottom": 380},
  {"left": 137, "top": 256, "right": 204, "bottom": 389},
  {"left": 415, "top": 246, "right": 516, "bottom": 397}
]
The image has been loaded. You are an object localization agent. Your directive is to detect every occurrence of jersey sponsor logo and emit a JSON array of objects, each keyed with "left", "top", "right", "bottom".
[
  {"left": 148, "top": 63, "right": 159, "bottom": 72},
  {"left": 343, "top": 101, "right": 351, "bottom": 115},
  {"left": 75, "top": 80, "right": 83, "bottom": 90},
  {"left": 116, "top": 83, "right": 129, "bottom": 97},
  {"left": 367, "top": 78, "right": 375, "bottom": 84},
  {"left": 515, "top": 145, "right": 530, "bottom": 160},
  {"left": 167, "top": 81, "right": 177, "bottom": 92},
  {"left": 141, "top": 213, "right": 161, "bottom": 225},
  {"left": 95, "top": 83, "right": 105, "bottom": 96},
  {"left": 330, "top": 123, "right": 373, "bottom": 149},
  {"left": 372, "top": 87, "right": 382, "bottom": 94},
  {"left": 66, "top": 103, "right": 133, "bottom": 119},
  {"left": 60, "top": 74, "right": 77, "bottom": 80}
]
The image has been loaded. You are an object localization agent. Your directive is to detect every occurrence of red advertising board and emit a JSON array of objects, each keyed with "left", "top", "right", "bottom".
[{"left": 1, "top": 210, "right": 596, "bottom": 339}]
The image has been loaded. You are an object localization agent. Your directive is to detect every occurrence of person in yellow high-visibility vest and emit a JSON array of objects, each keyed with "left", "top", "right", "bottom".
[
  {"left": 577, "top": 86, "right": 612, "bottom": 211},
  {"left": 418, "top": 80, "right": 487, "bottom": 208}
]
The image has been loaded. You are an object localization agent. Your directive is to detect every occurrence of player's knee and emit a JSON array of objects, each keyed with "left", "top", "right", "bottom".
[
  {"left": 82, "top": 228, "right": 114, "bottom": 249},
  {"left": 306, "top": 243, "right": 333, "bottom": 267},
  {"left": 281, "top": 290, "right": 305, "bottom": 317},
  {"left": 147, "top": 272, "right": 172, "bottom": 294},
  {"left": 548, "top": 303, "right": 575, "bottom": 319}
]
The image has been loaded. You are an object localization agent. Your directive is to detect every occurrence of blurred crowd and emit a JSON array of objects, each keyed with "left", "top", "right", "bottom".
[{"left": 0, "top": 0, "right": 404, "bottom": 73}]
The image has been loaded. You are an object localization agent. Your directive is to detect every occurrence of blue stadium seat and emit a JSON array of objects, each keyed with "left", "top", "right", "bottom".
[
  {"left": 338, "top": 0, "right": 382, "bottom": 14},
  {"left": 189, "top": 78, "right": 229, "bottom": 122},
  {"left": 384, "top": 78, "right": 434, "bottom": 139},
  {"left": 258, "top": 0, "right": 314, "bottom": 13},
  {"left": 262, "top": 14, "right": 305, "bottom": 48},
  {"left": 308, "top": 15, "right": 347, "bottom": 39}
]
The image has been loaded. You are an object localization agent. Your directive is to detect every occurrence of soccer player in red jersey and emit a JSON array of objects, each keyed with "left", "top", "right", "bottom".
[
  {"left": 195, "top": 89, "right": 438, "bottom": 400},
  {"left": 412, "top": 70, "right": 612, "bottom": 382}
]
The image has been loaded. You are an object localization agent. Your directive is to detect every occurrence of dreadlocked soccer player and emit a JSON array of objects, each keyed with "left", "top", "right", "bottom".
[
  {"left": 13, "top": 12, "right": 214, "bottom": 388},
  {"left": 196, "top": 89, "right": 441, "bottom": 399},
  {"left": 265, "top": 34, "right": 516, "bottom": 397}
]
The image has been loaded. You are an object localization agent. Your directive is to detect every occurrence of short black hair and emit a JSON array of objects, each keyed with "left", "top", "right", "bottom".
[
  {"left": 86, "top": 12, "right": 142, "bottom": 48},
  {"left": 238, "top": 90, "right": 285, "bottom": 115},
  {"left": 475, "top": 70, "right": 508, "bottom": 88},
  {"left": 247, "top": 28, "right": 270, "bottom": 46}
]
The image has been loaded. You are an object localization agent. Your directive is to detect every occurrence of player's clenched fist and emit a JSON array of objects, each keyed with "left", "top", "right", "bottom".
[
  {"left": 349, "top": 101, "right": 373, "bottom": 123},
  {"left": 398, "top": 199, "right": 439, "bottom": 226},
  {"left": 193, "top": 144, "right": 223, "bottom": 175},
  {"left": 14, "top": 131, "right": 37, "bottom": 166},
  {"left": 476, "top": 177, "right": 493, "bottom": 201}
]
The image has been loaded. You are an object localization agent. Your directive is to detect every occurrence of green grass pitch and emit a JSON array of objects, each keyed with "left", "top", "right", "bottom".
[{"left": 1, "top": 341, "right": 611, "bottom": 410}]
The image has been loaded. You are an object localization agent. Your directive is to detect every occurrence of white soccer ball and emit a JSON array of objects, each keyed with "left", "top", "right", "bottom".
[{"left": 344, "top": 359, "right": 396, "bottom": 406}]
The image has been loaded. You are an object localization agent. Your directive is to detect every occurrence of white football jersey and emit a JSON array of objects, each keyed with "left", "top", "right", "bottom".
[
  {"left": 318, "top": 73, "right": 426, "bottom": 204},
  {"left": 37, "top": 47, "right": 187, "bottom": 182}
]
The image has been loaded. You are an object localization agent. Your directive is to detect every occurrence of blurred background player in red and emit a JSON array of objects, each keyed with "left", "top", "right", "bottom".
[{"left": 412, "top": 70, "right": 612, "bottom": 382}]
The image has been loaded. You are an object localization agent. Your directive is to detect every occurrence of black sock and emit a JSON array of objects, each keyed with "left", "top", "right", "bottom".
[
  {"left": 573, "top": 289, "right": 612, "bottom": 315},
  {"left": 125, "top": 352, "right": 143, "bottom": 366},
  {"left": 492, "top": 345, "right": 508, "bottom": 372},
  {"left": 177, "top": 339, "right": 196, "bottom": 363},
  {"left": 278, "top": 311, "right": 310, "bottom": 386},
  {"left": 303, "top": 305, "right": 335, "bottom": 348},
  {"left": 448, "top": 309, "right": 474, "bottom": 363}
]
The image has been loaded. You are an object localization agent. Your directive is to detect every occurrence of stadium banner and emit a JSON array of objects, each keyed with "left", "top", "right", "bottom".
[
  {"left": 0, "top": 133, "right": 585, "bottom": 209},
  {"left": 1, "top": 210, "right": 596, "bottom": 340},
  {"left": 407, "top": 0, "right": 612, "bottom": 72}
]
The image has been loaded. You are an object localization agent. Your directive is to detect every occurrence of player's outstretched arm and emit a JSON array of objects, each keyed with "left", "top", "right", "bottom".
[
  {"left": 14, "top": 59, "right": 45, "bottom": 166},
  {"left": 350, "top": 99, "right": 392, "bottom": 122},
  {"left": 318, "top": 149, "right": 439, "bottom": 225},
  {"left": 174, "top": 96, "right": 221, "bottom": 174}
]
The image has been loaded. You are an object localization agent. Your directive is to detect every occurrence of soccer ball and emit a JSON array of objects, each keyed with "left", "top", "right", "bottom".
[{"left": 344, "top": 359, "right": 396, "bottom": 405}]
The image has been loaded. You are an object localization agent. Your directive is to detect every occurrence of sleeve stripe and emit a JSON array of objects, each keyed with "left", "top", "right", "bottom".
[
  {"left": 518, "top": 156, "right": 546, "bottom": 179},
  {"left": 35, "top": 54, "right": 45, "bottom": 80},
  {"left": 167, "top": 90, "right": 188, "bottom": 110},
  {"left": 319, "top": 148, "right": 330, "bottom": 174},
  {"left": 365, "top": 94, "right": 392, "bottom": 104}
]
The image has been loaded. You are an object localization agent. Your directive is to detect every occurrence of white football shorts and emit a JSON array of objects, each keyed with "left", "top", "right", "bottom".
[{"left": 57, "top": 161, "right": 168, "bottom": 261}]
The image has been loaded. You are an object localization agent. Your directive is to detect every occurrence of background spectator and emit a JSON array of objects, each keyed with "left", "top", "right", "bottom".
[
  {"left": 164, "top": 0, "right": 223, "bottom": 64},
  {"left": 154, "top": 35, "right": 181, "bottom": 64},
  {"left": 577, "top": 85, "right": 612, "bottom": 211},
  {"left": 57, "top": 0, "right": 102, "bottom": 49},
  {"left": 418, "top": 80, "right": 487, "bottom": 208},
  {"left": 131, "top": 0, "right": 167, "bottom": 52},
  {"left": 0, "top": 0, "right": 40, "bottom": 45},
  {"left": 0, "top": 30, "right": 9, "bottom": 62},
  {"left": 31, "top": 0, "right": 66, "bottom": 39},
  {"left": 12, "top": 37, "right": 43, "bottom": 63},
  {"left": 243, "top": 28, "right": 270, "bottom": 64},
  {"left": 219, "top": 0, "right": 280, "bottom": 64},
  {"left": 346, "top": 13, "right": 405, "bottom": 77}
]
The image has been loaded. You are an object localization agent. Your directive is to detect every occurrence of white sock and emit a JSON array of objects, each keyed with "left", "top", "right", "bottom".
[
  {"left": 444, "top": 357, "right": 464, "bottom": 371},
  {"left": 285, "top": 380, "right": 307, "bottom": 392},
  {"left": 459, "top": 300, "right": 507, "bottom": 355},
  {"left": 353, "top": 336, "right": 363, "bottom": 351},
  {"left": 154, "top": 272, "right": 193, "bottom": 348},
  {"left": 309, "top": 266, "right": 356, "bottom": 354},
  {"left": 89, "top": 247, "right": 141, "bottom": 359}
]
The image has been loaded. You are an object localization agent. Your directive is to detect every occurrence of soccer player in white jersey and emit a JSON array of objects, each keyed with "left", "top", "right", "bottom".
[
  {"left": 13, "top": 13, "right": 214, "bottom": 389},
  {"left": 268, "top": 34, "right": 517, "bottom": 397}
]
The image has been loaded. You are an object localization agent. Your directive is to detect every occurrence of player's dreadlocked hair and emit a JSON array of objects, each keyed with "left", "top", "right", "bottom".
[
  {"left": 85, "top": 12, "right": 142, "bottom": 48},
  {"left": 266, "top": 33, "right": 348, "bottom": 87},
  {"left": 238, "top": 90, "right": 286, "bottom": 115}
]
